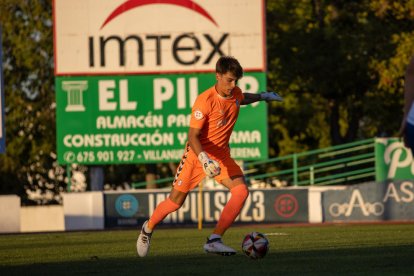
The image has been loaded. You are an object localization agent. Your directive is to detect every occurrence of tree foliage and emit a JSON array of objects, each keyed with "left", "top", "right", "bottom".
[
  {"left": 0, "top": 0, "right": 60, "bottom": 202},
  {"left": 266, "top": 0, "right": 414, "bottom": 154}
]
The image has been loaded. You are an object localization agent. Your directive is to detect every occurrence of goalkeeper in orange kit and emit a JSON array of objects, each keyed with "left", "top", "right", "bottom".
[{"left": 137, "top": 56, "right": 283, "bottom": 257}]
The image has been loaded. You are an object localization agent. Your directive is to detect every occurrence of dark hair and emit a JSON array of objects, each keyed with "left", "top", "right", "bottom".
[{"left": 215, "top": 56, "right": 243, "bottom": 79}]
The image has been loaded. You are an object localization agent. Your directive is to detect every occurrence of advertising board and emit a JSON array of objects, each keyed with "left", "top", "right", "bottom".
[
  {"left": 56, "top": 73, "right": 268, "bottom": 164},
  {"left": 53, "top": 0, "right": 266, "bottom": 75},
  {"left": 104, "top": 188, "right": 309, "bottom": 227}
]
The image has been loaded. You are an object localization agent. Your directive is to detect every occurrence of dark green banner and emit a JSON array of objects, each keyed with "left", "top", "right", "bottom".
[
  {"left": 56, "top": 73, "right": 268, "bottom": 164},
  {"left": 375, "top": 138, "right": 414, "bottom": 181}
]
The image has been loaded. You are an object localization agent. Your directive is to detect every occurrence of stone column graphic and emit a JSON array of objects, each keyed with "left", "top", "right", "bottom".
[{"left": 62, "top": 81, "right": 88, "bottom": 112}]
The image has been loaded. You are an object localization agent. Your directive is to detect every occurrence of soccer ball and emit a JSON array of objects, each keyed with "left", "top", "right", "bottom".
[{"left": 241, "top": 232, "right": 269, "bottom": 259}]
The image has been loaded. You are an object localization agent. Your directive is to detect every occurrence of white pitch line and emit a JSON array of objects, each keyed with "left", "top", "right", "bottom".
[{"left": 264, "top": 232, "right": 289, "bottom": 236}]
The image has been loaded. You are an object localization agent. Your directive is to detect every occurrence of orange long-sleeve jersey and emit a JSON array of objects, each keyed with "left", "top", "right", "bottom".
[{"left": 189, "top": 85, "right": 244, "bottom": 160}]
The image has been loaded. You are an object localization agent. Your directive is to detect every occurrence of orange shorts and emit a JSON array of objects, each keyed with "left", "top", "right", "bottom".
[{"left": 172, "top": 145, "right": 243, "bottom": 193}]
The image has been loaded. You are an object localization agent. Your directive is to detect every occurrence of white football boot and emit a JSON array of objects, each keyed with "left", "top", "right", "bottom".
[
  {"left": 203, "top": 237, "right": 236, "bottom": 256},
  {"left": 136, "top": 220, "right": 152, "bottom": 257}
]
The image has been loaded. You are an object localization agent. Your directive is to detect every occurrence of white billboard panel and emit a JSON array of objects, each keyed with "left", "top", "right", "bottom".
[{"left": 53, "top": 0, "right": 265, "bottom": 75}]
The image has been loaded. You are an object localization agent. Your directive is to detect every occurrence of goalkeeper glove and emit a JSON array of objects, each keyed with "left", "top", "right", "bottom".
[
  {"left": 260, "top": 91, "right": 283, "bottom": 102},
  {"left": 198, "top": 151, "right": 221, "bottom": 178}
]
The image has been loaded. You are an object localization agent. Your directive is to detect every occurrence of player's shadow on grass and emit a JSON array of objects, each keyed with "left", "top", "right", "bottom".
[{"left": 1, "top": 244, "right": 414, "bottom": 276}]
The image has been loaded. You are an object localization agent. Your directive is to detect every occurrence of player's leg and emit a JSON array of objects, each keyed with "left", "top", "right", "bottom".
[
  {"left": 213, "top": 177, "right": 249, "bottom": 236},
  {"left": 147, "top": 188, "right": 187, "bottom": 230},
  {"left": 137, "top": 188, "right": 186, "bottom": 257},
  {"left": 137, "top": 147, "right": 203, "bottom": 257},
  {"left": 203, "top": 157, "right": 249, "bottom": 256},
  {"left": 203, "top": 178, "right": 248, "bottom": 255}
]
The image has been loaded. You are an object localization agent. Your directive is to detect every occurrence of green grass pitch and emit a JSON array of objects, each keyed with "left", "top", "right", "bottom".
[{"left": 1, "top": 223, "right": 414, "bottom": 275}]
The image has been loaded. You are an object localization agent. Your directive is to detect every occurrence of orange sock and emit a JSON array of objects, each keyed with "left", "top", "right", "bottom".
[
  {"left": 148, "top": 198, "right": 180, "bottom": 230},
  {"left": 214, "top": 184, "right": 249, "bottom": 235}
]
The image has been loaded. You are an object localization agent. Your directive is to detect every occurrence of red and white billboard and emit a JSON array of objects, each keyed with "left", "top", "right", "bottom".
[{"left": 53, "top": 0, "right": 266, "bottom": 75}]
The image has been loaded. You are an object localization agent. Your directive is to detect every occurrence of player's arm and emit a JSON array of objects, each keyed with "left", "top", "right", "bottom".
[
  {"left": 188, "top": 127, "right": 221, "bottom": 177},
  {"left": 188, "top": 127, "right": 203, "bottom": 157},
  {"left": 241, "top": 92, "right": 283, "bottom": 105}
]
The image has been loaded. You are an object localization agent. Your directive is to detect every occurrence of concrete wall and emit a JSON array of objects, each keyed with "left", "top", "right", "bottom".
[
  {"left": 308, "top": 186, "right": 347, "bottom": 223},
  {"left": 0, "top": 192, "right": 105, "bottom": 233},
  {"left": 0, "top": 195, "right": 20, "bottom": 233},
  {"left": 20, "top": 205, "right": 65, "bottom": 232},
  {"left": 0, "top": 186, "right": 363, "bottom": 233},
  {"left": 62, "top": 192, "right": 104, "bottom": 230}
]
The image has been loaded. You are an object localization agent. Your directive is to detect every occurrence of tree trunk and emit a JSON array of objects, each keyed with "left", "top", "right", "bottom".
[
  {"left": 145, "top": 164, "right": 157, "bottom": 189},
  {"left": 329, "top": 99, "right": 343, "bottom": 145}
]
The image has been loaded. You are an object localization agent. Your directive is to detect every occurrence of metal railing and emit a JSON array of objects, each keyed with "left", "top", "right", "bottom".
[
  {"left": 132, "top": 138, "right": 376, "bottom": 189},
  {"left": 244, "top": 138, "right": 376, "bottom": 186},
  {"left": 132, "top": 177, "right": 174, "bottom": 189}
]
